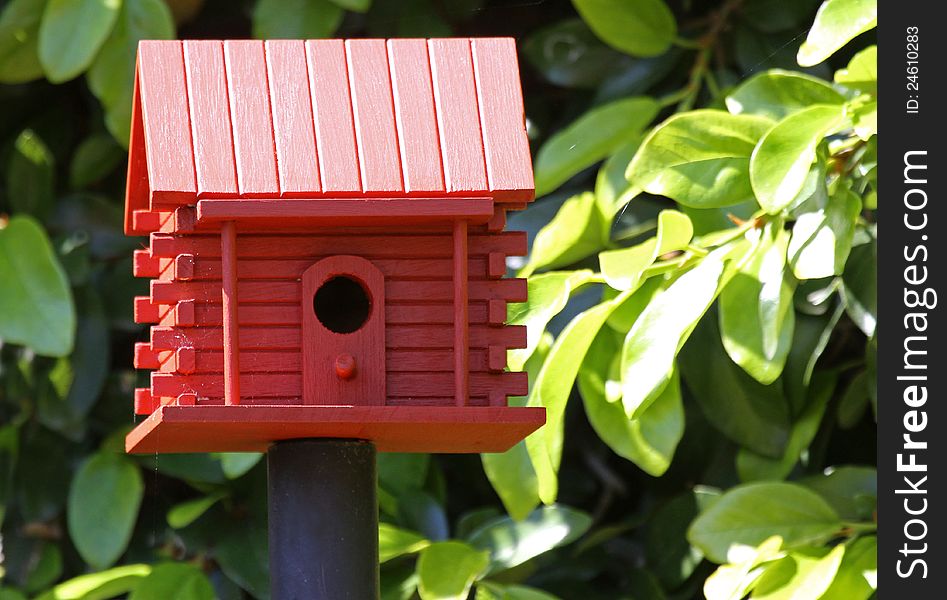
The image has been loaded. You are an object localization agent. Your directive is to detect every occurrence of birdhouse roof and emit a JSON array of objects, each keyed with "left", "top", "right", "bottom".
[{"left": 124, "top": 38, "right": 534, "bottom": 235}]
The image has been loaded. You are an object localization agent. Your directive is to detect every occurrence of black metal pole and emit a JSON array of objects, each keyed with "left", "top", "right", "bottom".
[{"left": 267, "top": 439, "right": 379, "bottom": 599}]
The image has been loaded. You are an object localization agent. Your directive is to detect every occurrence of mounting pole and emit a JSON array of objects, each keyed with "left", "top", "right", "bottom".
[{"left": 268, "top": 439, "right": 379, "bottom": 599}]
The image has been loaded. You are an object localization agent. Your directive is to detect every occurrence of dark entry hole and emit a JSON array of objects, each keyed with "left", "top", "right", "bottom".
[{"left": 313, "top": 276, "right": 371, "bottom": 334}]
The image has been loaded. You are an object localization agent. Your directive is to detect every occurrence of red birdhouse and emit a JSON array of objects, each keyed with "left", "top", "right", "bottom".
[{"left": 124, "top": 38, "right": 545, "bottom": 454}]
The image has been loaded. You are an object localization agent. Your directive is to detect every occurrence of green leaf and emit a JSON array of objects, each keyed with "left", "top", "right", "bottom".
[
  {"left": 38, "top": 0, "right": 122, "bottom": 82},
  {"left": 477, "top": 582, "right": 559, "bottom": 600},
  {"left": 523, "top": 18, "right": 632, "bottom": 89},
  {"left": 783, "top": 307, "right": 844, "bottom": 414},
  {"left": 703, "top": 536, "right": 784, "bottom": 600},
  {"left": 802, "top": 466, "right": 876, "bottom": 521},
  {"left": 521, "top": 193, "right": 608, "bottom": 274},
  {"left": 217, "top": 452, "right": 263, "bottom": 479},
  {"left": 528, "top": 289, "right": 632, "bottom": 502},
  {"left": 128, "top": 563, "right": 215, "bottom": 600},
  {"left": 24, "top": 543, "right": 63, "bottom": 593},
  {"left": 834, "top": 45, "right": 877, "bottom": 95},
  {"left": 580, "top": 329, "right": 683, "bottom": 476},
  {"left": 0, "top": 588, "right": 28, "bottom": 600},
  {"left": 87, "top": 0, "right": 175, "bottom": 145},
  {"left": 736, "top": 372, "right": 834, "bottom": 481},
  {"left": 534, "top": 97, "right": 658, "bottom": 197},
  {"left": 621, "top": 251, "right": 726, "bottom": 418},
  {"left": 687, "top": 482, "right": 842, "bottom": 564},
  {"left": 726, "top": 70, "right": 846, "bottom": 121},
  {"left": 595, "top": 140, "right": 642, "bottom": 214},
  {"left": 378, "top": 452, "right": 430, "bottom": 496},
  {"left": 740, "top": 0, "right": 821, "bottom": 33},
  {"left": 627, "top": 110, "right": 773, "bottom": 208},
  {"left": 468, "top": 505, "right": 591, "bottom": 575},
  {"left": 600, "top": 209, "right": 692, "bottom": 291},
  {"left": 0, "top": 425, "right": 17, "bottom": 527},
  {"left": 750, "top": 105, "right": 845, "bottom": 213},
  {"left": 379, "top": 523, "right": 429, "bottom": 563},
  {"left": 752, "top": 545, "right": 844, "bottom": 600},
  {"left": 720, "top": 224, "right": 795, "bottom": 384},
  {"left": 646, "top": 492, "right": 703, "bottom": 589},
  {"left": 507, "top": 270, "right": 594, "bottom": 370},
  {"left": 215, "top": 521, "right": 269, "bottom": 599},
  {"left": 33, "top": 564, "right": 151, "bottom": 600},
  {"left": 820, "top": 536, "right": 876, "bottom": 599},
  {"left": 571, "top": 0, "right": 676, "bottom": 57},
  {"left": 789, "top": 187, "right": 861, "bottom": 279},
  {"left": 417, "top": 541, "right": 489, "bottom": 600},
  {"left": 6, "top": 129, "right": 54, "bottom": 219},
  {"left": 0, "top": 0, "right": 46, "bottom": 84},
  {"left": 252, "top": 0, "right": 342, "bottom": 39},
  {"left": 840, "top": 238, "right": 876, "bottom": 337},
  {"left": 69, "top": 134, "right": 124, "bottom": 189},
  {"left": 797, "top": 0, "right": 877, "bottom": 67},
  {"left": 167, "top": 493, "right": 225, "bottom": 529},
  {"left": 0, "top": 216, "right": 75, "bottom": 357},
  {"left": 67, "top": 453, "right": 144, "bottom": 569},
  {"left": 837, "top": 370, "right": 870, "bottom": 428},
  {"left": 329, "top": 0, "right": 371, "bottom": 12}
]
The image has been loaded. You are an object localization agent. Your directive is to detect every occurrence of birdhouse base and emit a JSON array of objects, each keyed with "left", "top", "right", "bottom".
[{"left": 125, "top": 405, "right": 546, "bottom": 454}]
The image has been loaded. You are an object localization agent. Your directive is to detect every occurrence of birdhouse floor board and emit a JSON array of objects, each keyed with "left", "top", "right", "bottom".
[{"left": 125, "top": 405, "right": 546, "bottom": 453}]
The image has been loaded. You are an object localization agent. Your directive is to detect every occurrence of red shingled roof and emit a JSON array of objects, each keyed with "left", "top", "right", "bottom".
[{"left": 124, "top": 38, "right": 534, "bottom": 234}]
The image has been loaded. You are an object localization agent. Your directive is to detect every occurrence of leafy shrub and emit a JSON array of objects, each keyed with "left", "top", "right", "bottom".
[{"left": 0, "top": 0, "right": 876, "bottom": 598}]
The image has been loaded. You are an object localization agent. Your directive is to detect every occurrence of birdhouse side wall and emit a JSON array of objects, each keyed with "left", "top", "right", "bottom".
[{"left": 133, "top": 224, "right": 528, "bottom": 410}]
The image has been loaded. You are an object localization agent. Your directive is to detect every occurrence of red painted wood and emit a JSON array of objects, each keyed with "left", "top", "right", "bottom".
[
  {"left": 133, "top": 249, "right": 160, "bottom": 278},
  {"left": 137, "top": 41, "right": 196, "bottom": 206},
  {"left": 387, "top": 39, "right": 444, "bottom": 193},
  {"left": 134, "top": 388, "right": 159, "bottom": 415},
  {"left": 127, "top": 405, "right": 544, "bottom": 453},
  {"left": 487, "top": 252, "right": 506, "bottom": 278},
  {"left": 151, "top": 324, "right": 526, "bottom": 352},
  {"left": 195, "top": 198, "right": 493, "bottom": 226},
  {"left": 171, "top": 257, "right": 489, "bottom": 281},
  {"left": 134, "top": 342, "right": 159, "bottom": 369},
  {"left": 306, "top": 40, "right": 361, "bottom": 193},
  {"left": 175, "top": 254, "right": 195, "bottom": 280},
  {"left": 124, "top": 71, "right": 150, "bottom": 235},
  {"left": 148, "top": 231, "right": 528, "bottom": 259},
  {"left": 183, "top": 41, "right": 238, "bottom": 197},
  {"left": 221, "top": 221, "right": 240, "bottom": 405},
  {"left": 132, "top": 210, "right": 162, "bottom": 233},
  {"left": 471, "top": 38, "right": 534, "bottom": 202},
  {"left": 345, "top": 40, "right": 402, "bottom": 193},
  {"left": 149, "top": 278, "right": 527, "bottom": 305},
  {"left": 428, "top": 39, "right": 488, "bottom": 193},
  {"left": 134, "top": 296, "right": 161, "bottom": 324},
  {"left": 488, "top": 345, "right": 507, "bottom": 372},
  {"left": 453, "top": 220, "right": 469, "bottom": 407},
  {"left": 488, "top": 298, "right": 508, "bottom": 325},
  {"left": 223, "top": 41, "right": 279, "bottom": 196},
  {"left": 302, "top": 256, "right": 386, "bottom": 406},
  {"left": 265, "top": 40, "right": 321, "bottom": 195}
]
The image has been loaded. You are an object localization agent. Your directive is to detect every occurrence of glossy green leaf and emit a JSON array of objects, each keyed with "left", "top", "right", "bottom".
[
  {"left": 67, "top": 453, "right": 143, "bottom": 569},
  {"left": 417, "top": 541, "right": 489, "bottom": 600},
  {"left": 600, "top": 209, "right": 692, "bottom": 291},
  {"left": 378, "top": 452, "right": 430, "bottom": 496},
  {"left": 621, "top": 251, "right": 726, "bottom": 418},
  {"left": 703, "top": 536, "right": 784, "bottom": 600},
  {"left": 783, "top": 307, "right": 844, "bottom": 414},
  {"left": 69, "top": 134, "right": 123, "bottom": 189},
  {"left": 329, "top": 0, "right": 371, "bottom": 12},
  {"left": 680, "top": 315, "right": 791, "bottom": 457},
  {"left": 87, "top": 0, "right": 175, "bottom": 145},
  {"left": 534, "top": 97, "right": 658, "bottom": 197},
  {"left": 726, "top": 70, "right": 845, "bottom": 121},
  {"left": 521, "top": 193, "right": 608, "bottom": 274},
  {"left": 252, "top": 0, "right": 342, "bottom": 39},
  {"left": 837, "top": 370, "right": 870, "bottom": 428},
  {"left": 215, "top": 521, "right": 269, "bottom": 599},
  {"left": 580, "top": 329, "right": 683, "bottom": 476},
  {"left": 0, "top": 0, "right": 46, "bottom": 83},
  {"left": 802, "top": 466, "right": 876, "bottom": 521},
  {"left": 38, "top": 0, "right": 122, "bottom": 83},
  {"left": 6, "top": 129, "right": 54, "bottom": 219},
  {"left": 528, "top": 289, "right": 633, "bottom": 502},
  {"left": 24, "top": 543, "right": 63, "bottom": 593},
  {"left": 840, "top": 239, "right": 876, "bottom": 337},
  {"left": 688, "top": 482, "right": 841, "bottom": 563},
  {"left": 736, "top": 373, "right": 834, "bottom": 481},
  {"left": 594, "top": 140, "right": 642, "bottom": 214},
  {"left": 820, "top": 536, "right": 876, "bottom": 599},
  {"left": 167, "top": 493, "right": 225, "bottom": 529},
  {"left": 217, "top": 452, "right": 263, "bottom": 479},
  {"left": 646, "top": 492, "right": 703, "bottom": 589},
  {"left": 0, "top": 216, "right": 75, "bottom": 357},
  {"left": 627, "top": 110, "right": 773, "bottom": 208},
  {"left": 128, "top": 563, "right": 215, "bottom": 600},
  {"left": 523, "top": 19, "right": 633, "bottom": 89},
  {"left": 752, "top": 545, "right": 844, "bottom": 600},
  {"left": 750, "top": 105, "right": 845, "bottom": 213},
  {"left": 571, "top": 0, "right": 676, "bottom": 57},
  {"left": 468, "top": 505, "right": 591, "bottom": 574},
  {"left": 797, "top": 0, "right": 877, "bottom": 66},
  {"left": 476, "top": 582, "right": 559, "bottom": 600},
  {"left": 834, "top": 45, "right": 877, "bottom": 95},
  {"left": 507, "top": 270, "right": 594, "bottom": 370},
  {"left": 720, "top": 224, "right": 795, "bottom": 384},
  {"left": 34, "top": 564, "right": 151, "bottom": 600},
  {"left": 789, "top": 187, "right": 861, "bottom": 279},
  {"left": 379, "top": 523, "right": 429, "bottom": 563}
]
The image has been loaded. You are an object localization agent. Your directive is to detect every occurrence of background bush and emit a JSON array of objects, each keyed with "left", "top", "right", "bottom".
[{"left": 0, "top": 0, "right": 877, "bottom": 598}]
